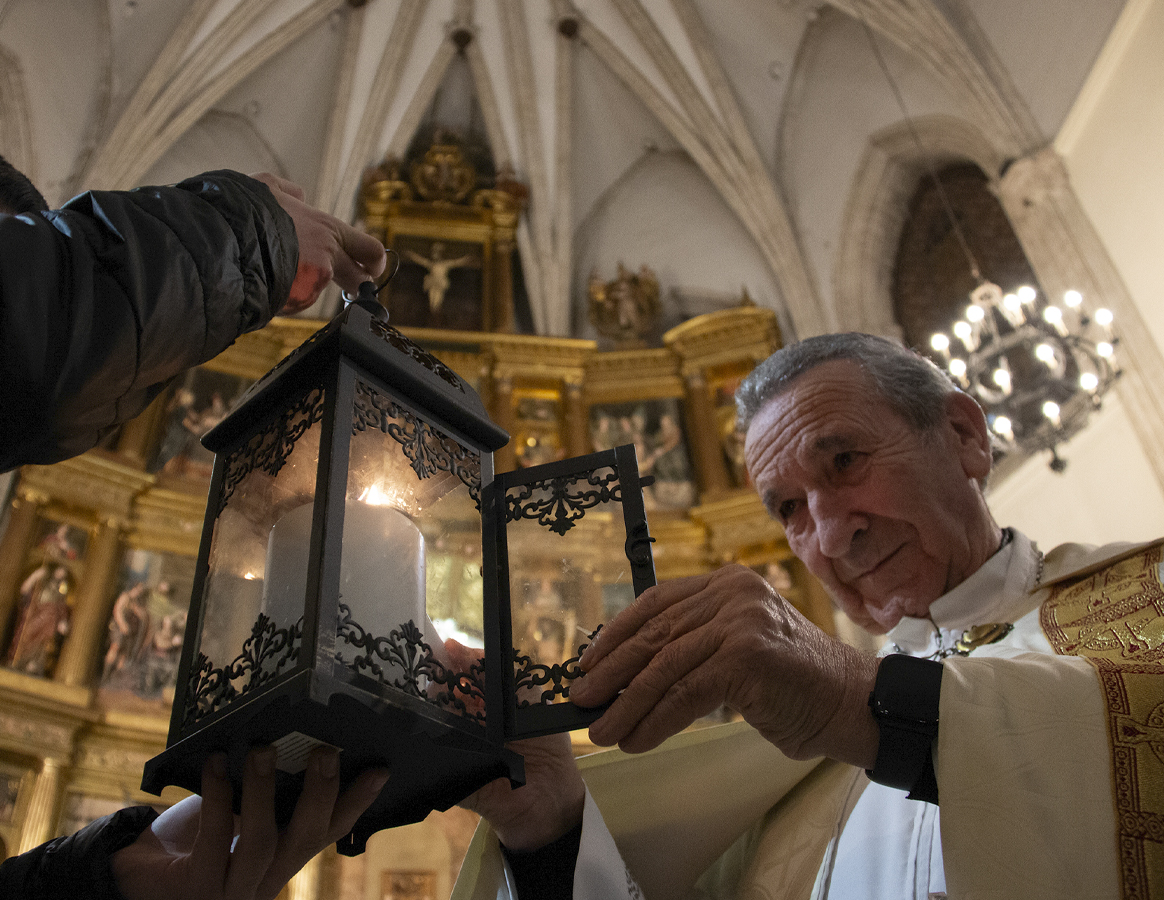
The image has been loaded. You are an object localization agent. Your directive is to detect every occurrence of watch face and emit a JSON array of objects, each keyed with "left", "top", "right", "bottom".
[{"left": 872, "top": 654, "right": 943, "bottom": 728}]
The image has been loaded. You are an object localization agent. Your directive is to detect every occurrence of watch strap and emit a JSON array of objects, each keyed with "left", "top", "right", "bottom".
[{"left": 866, "top": 654, "right": 943, "bottom": 801}]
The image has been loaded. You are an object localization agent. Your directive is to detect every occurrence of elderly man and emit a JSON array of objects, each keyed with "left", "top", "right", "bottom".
[{"left": 456, "top": 332, "right": 1161, "bottom": 900}]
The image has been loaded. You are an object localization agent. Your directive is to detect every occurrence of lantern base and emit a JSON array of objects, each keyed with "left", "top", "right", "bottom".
[{"left": 141, "top": 673, "right": 524, "bottom": 856}]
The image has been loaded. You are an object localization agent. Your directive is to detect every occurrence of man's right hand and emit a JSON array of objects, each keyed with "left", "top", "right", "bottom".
[
  {"left": 250, "top": 173, "right": 387, "bottom": 314},
  {"left": 569, "top": 564, "right": 881, "bottom": 769}
]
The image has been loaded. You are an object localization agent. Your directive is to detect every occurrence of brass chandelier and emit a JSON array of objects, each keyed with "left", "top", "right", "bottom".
[
  {"left": 927, "top": 281, "right": 1119, "bottom": 471},
  {"left": 858, "top": 4, "right": 1120, "bottom": 471}
]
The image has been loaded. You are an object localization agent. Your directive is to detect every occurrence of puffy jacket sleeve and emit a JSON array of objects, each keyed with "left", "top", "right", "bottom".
[
  {"left": 0, "top": 805, "right": 158, "bottom": 900},
  {"left": 0, "top": 169, "right": 298, "bottom": 471}
]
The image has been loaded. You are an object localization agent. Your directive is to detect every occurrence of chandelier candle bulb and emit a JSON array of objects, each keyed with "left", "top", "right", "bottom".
[
  {"left": 930, "top": 333, "right": 951, "bottom": 358},
  {"left": 1094, "top": 308, "right": 1114, "bottom": 338},
  {"left": 1002, "top": 293, "right": 1025, "bottom": 327},
  {"left": 953, "top": 320, "right": 975, "bottom": 352},
  {"left": 262, "top": 501, "right": 429, "bottom": 679},
  {"left": 1042, "top": 306, "right": 1068, "bottom": 337},
  {"left": 1064, "top": 290, "right": 1083, "bottom": 308}
]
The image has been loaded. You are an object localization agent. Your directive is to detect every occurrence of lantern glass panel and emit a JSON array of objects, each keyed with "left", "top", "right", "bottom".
[
  {"left": 504, "top": 463, "right": 636, "bottom": 708},
  {"left": 192, "top": 388, "right": 326, "bottom": 728},
  {"left": 333, "top": 377, "right": 487, "bottom": 728}
]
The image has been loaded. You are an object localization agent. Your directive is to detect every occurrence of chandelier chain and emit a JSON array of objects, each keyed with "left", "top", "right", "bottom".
[{"left": 855, "top": 3, "right": 982, "bottom": 282}]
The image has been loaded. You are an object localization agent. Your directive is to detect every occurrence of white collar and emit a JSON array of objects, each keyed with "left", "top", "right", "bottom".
[{"left": 887, "top": 529, "right": 1042, "bottom": 654}]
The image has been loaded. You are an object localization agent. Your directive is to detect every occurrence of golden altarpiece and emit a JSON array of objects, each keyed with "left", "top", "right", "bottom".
[{"left": 0, "top": 147, "right": 833, "bottom": 896}]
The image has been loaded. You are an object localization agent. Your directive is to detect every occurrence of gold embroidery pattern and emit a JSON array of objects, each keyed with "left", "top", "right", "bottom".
[
  {"left": 1041, "top": 545, "right": 1164, "bottom": 662},
  {"left": 1094, "top": 659, "right": 1164, "bottom": 900},
  {"left": 1043, "top": 546, "right": 1164, "bottom": 900}
]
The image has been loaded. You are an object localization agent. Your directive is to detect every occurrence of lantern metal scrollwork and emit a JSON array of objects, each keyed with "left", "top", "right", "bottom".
[
  {"left": 142, "top": 286, "right": 657, "bottom": 855},
  {"left": 487, "top": 444, "right": 656, "bottom": 738}
]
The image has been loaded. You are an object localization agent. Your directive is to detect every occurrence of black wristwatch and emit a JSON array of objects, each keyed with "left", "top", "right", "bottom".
[{"left": 866, "top": 654, "right": 943, "bottom": 802}]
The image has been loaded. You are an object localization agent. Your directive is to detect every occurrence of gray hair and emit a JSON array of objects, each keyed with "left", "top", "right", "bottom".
[{"left": 735, "top": 332, "right": 958, "bottom": 433}]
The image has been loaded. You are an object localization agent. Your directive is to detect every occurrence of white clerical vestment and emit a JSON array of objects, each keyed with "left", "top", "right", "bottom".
[{"left": 454, "top": 531, "right": 1154, "bottom": 900}]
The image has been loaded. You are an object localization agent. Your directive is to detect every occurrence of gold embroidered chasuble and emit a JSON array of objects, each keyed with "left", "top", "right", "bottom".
[{"left": 1041, "top": 542, "right": 1164, "bottom": 900}]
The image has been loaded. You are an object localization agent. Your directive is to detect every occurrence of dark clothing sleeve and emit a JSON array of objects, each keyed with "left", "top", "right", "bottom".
[
  {"left": 0, "top": 170, "right": 298, "bottom": 472},
  {"left": 0, "top": 805, "right": 158, "bottom": 900},
  {"left": 500, "top": 822, "right": 582, "bottom": 900}
]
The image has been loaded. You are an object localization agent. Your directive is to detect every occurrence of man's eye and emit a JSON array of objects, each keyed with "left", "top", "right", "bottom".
[
  {"left": 777, "top": 499, "right": 798, "bottom": 521},
  {"left": 834, "top": 451, "right": 858, "bottom": 471}
]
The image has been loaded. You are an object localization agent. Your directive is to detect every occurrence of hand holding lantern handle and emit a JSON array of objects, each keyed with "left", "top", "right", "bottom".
[{"left": 249, "top": 172, "right": 389, "bottom": 314}]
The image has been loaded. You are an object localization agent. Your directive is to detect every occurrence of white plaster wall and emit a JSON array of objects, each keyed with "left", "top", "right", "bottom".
[
  {"left": 211, "top": 16, "right": 347, "bottom": 196},
  {"left": 965, "top": 0, "right": 1125, "bottom": 139},
  {"left": 141, "top": 111, "right": 284, "bottom": 188},
  {"left": 986, "top": 393, "right": 1164, "bottom": 547},
  {"left": 0, "top": 0, "right": 106, "bottom": 204},
  {"left": 1056, "top": 0, "right": 1164, "bottom": 360},
  {"left": 688, "top": 0, "right": 811, "bottom": 175},
  {"left": 779, "top": 10, "right": 973, "bottom": 327},
  {"left": 987, "top": 0, "right": 1164, "bottom": 548},
  {"left": 571, "top": 43, "right": 679, "bottom": 237},
  {"left": 572, "top": 149, "right": 784, "bottom": 336}
]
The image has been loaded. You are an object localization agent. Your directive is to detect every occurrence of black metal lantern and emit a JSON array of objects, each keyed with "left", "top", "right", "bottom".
[{"left": 141, "top": 287, "right": 656, "bottom": 855}]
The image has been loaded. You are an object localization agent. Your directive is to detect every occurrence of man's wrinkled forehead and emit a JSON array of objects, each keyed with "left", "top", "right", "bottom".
[{"left": 743, "top": 360, "right": 878, "bottom": 446}]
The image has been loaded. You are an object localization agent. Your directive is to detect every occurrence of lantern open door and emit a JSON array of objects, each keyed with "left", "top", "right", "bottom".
[{"left": 487, "top": 444, "right": 657, "bottom": 738}]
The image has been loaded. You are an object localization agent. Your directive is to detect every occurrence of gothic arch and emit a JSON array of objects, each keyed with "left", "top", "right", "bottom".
[{"left": 832, "top": 115, "right": 1006, "bottom": 337}]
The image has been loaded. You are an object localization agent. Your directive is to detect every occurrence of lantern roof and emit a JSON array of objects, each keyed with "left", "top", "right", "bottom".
[{"left": 201, "top": 300, "right": 509, "bottom": 453}]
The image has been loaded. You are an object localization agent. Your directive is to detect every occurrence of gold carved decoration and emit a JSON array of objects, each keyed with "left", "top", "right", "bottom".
[
  {"left": 19, "top": 456, "right": 150, "bottom": 522},
  {"left": 1041, "top": 544, "right": 1164, "bottom": 900},
  {"left": 663, "top": 303, "right": 783, "bottom": 375},
  {"left": 588, "top": 263, "right": 662, "bottom": 348},
  {"left": 359, "top": 137, "right": 527, "bottom": 334},
  {"left": 381, "top": 869, "right": 437, "bottom": 900},
  {"left": 0, "top": 707, "right": 77, "bottom": 757},
  {"left": 411, "top": 143, "right": 475, "bottom": 204}
]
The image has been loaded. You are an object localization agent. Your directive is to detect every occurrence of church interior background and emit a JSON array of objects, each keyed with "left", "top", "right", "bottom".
[{"left": 1, "top": 0, "right": 1162, "bottom": 897}]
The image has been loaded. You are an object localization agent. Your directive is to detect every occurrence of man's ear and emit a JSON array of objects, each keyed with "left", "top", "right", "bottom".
[{"left": 944, "top": 391, "right": 993, "bottom": 480}]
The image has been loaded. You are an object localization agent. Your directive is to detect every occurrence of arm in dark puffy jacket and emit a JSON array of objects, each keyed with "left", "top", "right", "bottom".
[
  {"left": 0, "top": 806, "right": 159, "bottom": 900},
  {"left": 0, "top": 170, "right": 298, "bottom": 472}
]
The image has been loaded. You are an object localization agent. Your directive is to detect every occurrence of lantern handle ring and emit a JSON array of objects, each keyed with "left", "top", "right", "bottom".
[{"left": 343, "top": 249, "right": 400, "bottom": 320}]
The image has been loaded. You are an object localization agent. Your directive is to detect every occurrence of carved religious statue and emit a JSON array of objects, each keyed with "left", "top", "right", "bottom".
[
  {"left": 403, "top": 243, "right": 477, "bottom": 313},
  {"left": 588, "top": 263, "right": 661, "bottom": 347}
]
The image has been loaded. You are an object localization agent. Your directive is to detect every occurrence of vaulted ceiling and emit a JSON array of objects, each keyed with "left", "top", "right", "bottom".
[{"left": 0, "top": 0, "right": 1125, "bottom": 339}]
